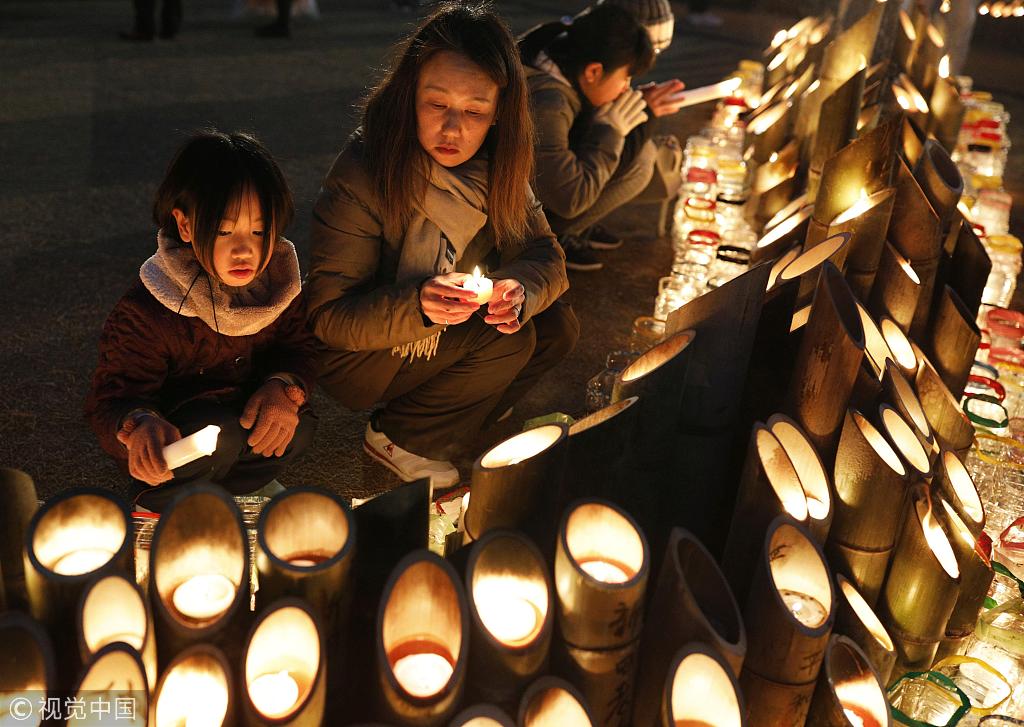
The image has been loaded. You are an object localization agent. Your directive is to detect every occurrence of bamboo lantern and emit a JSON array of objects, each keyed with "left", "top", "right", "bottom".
[
  {"left": 242, "top": 599, "right": 326, "bottom": 726},
  {"left": 857, "top": 304, "right": 896, "bottom": 380},
  {"left": 913, "top": 344, "right": 974, "bottom": 460},
  {"left": 465, "top": 424, "right": 569, "bottom": 547},
  {"left": 769, "top": 414, "right": 833, "bottom": 543},
  {"left": 780, "top": 231, "right": 851, "bottom": 310},
  {"left": 746, "top": 162, "right": 797, "bottom": 227},
  {"left": 746, "top": 101, "right": 792, "bottom": 164},
  {"left": 947, "top": 222, "right": 992, "bottom": 319},
  {"left": 150, "top": 484, "right": 249, "bottom": 668},
  {"left": 893, "top": 10, "right": 917, "bottom": 71},
  {"left": 764, "top": 51, "right": 790, "bottom": 90},
  {"left": 69, "top": 643, "right": 149, "bottom": 726},
  {"left": 659, "top": 644, "right": 744, "bottom": 727},
  {"left": 822, "top": 188, "right": 898, "bottom": 300},
  {"left": 465, "top": 530, "right": 553, "bottom": 711},
  {"left": 882, "top": 361, "right": 937, "bottom": 457},
  {"left": 868, "top": 242, "right": 922, "bottom": 331},
  {"left": 913, "top": 140, "right": 964, "bottom": 239},
  {"left": 766, "top": 246, "right": 801, "bottom": 293},
  {"left": 518, "top": 677, "right": 595, "bottom": 727},
  {"left": 563, "top": 397, "right": 640, "bottom": 508},
  {"left": 752, "top": 207, "right": 812, "bottom": 265},
  {"left": 822, "top": 1, "right": 884, "bottom": 83},
  {"left": 611, "top": 329, "right": 695, "bottom": 471},
  {"left": 806, "top": 635, "right": 892, "bottom": 726},
  {"left": 255, "top": 487, "right": 355, "bottom": 641},
  {"left": 933, "top": 451, "right": 985, "bottom": 538},
  {"left": 878, "top": 404, "right": 934, "bottom": 481},
  {"left": 827, "top": 408, "right": 911, "bottom": 606},
  {"left": 77, "top": 573, "right": 157, "bottom": 690},
  {"left": 934, "top": 496, "right": 993, "bottom": 659},
  {"left": 740, "top": 517, "right": 835, "bottom": 727},
  {"left": 152, "top": 644, "right": 233, "bottom": 727},
  {"left": 928, "top": 77, "right": 964, "bottom": 153},
  {"left": 899, "top": 113, "right": 925, "bottom": 167},
  {"left": 376, "top": 551, "right": 468, "bottom": 727},
  {"left": 923, "top": 285, "right": 981, "bottom": 398},
  {"left": 23, "top": 487, "right": 132, "bottom": 688},
  {"left": 908, "top": 23, "right": 946, "bottom": 100},
  {"left": 878, "top": 486, "right": 961, "bottom": 674},
  {"left": 0, "top": 611, "right": 55, "bottom": 724},
  {"left": 0, "top": 468, "right": 38, "bottom": 610},
  {"left": 880, "top": 318, "right": 918, "bottom": 379},
  {"left": 809, "top": 67, "right": 869, "bottom": 198},
  {"left": 554, "top": 500, "right": 649, "bottom": 727},
  {"left": 785, "top": 261, "right": 866, "bottom": 465},
  {"left": 632, "top": 529, "right": 745, "bottom": 727},
  {"left": 722, "top": 424, "right": 811, "bottom": 604},
  {"left": 834, "top": 576, "right": 897, "bottom": 685},
  {"left": 767, "top": 194, "right": 809, "bottom": 232},
  {"left": 450, "top": 704, "right": 516, "bottom": 727}
]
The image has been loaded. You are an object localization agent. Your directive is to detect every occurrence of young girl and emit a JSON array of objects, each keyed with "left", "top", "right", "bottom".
[
  {"left": 307, "top": 2, "right": 578, "bottom": 490},
  {"left": 85, "top": 130, "right": 318, "bottom": 512}
]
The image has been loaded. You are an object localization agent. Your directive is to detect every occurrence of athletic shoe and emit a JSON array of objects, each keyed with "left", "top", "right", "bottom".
[
  {"left": 363, "top": 422, "right": 460, "bottom": 490},
  {"left": 563, "top": 237, "right": 604, "bottom": 272},
  {"left": 585, "top": 225, "right": 624, "bottom": 251}
]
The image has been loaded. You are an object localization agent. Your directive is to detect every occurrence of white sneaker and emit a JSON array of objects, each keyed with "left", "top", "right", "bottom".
[{"left": 363, "top": 422, "right": 460, "bottom": 490}]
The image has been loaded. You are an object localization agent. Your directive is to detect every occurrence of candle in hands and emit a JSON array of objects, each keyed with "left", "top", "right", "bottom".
[
  {"left": 162, "top": 425, "right": 220, "bottom": 471},
  {"left": 463, "top": 267, "right": 493, "bottom": 304}
]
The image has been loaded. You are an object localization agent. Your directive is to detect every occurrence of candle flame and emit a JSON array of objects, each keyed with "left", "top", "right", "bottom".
[
  {"left": 769, "top": 152, "right": 779, "bottom": 163},
  {"left": 832, "top": 188, "right": 873, "bottom": 225},
  {"left": 472, "top": 266, "right": 483, "bottom": 280},
  {"left": 939, "top": 55, "right": 951, "bottom": 79},
  {"left": 771, "top": 29, "right": 788, "bottom": 48},
  {"left": 940, "top": 0, "right": 951, "bottom": 10},
  {"left": 899, "top": 11, "right": 917, "bottom": 40},
  {"left": 979, "top": 3, "right": 990, "bottom": 14}
]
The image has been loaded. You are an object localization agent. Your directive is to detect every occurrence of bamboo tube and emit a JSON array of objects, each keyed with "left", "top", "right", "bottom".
[
  {"left": 810, "top": 67, "right": 869, "bottom": 194},
  {"left": 807, "top": 635, "right": 893, "bottom": 726},
  {"left": 70, "top": 643, "right": 149, "bottom": 725},
  {"left": 741, "top": 517, "right": 835, "bottom": 727},
  {"left": 465, "top": 530, "right": 553, "bottom": 711},
  {"left": 899, "top": 113, "right": 926, "bottom": 167},
  {"left": 465, "top": 424, "right": 569, "bottom": 547},
  {"left": 563, "top": 397, "right": 640, "bottom": 507},
  {"left": 0, "top": 611, "right": 56, "bottom": 720},
  {"left": 152, "top": 644, "right": 234, "bottom": 727},
  {"left": 823, "top": 2, "right": 884, "bottom": 82},
  {"left": 781, "top": 232, "right": 851, "bottom": 310},
  {"left": 77, "top": 573, "right": 157, "bottom": 690},
  {"left": 746, "top": 101, "right": 793, "bottom": 165},
  {"left": 914, "top": 343, "right": 974, "bottom": 460},
  {"left": 878, "top": 404, "right": 934, "bottom": 481},
  {"left": 0, "top": 468, "right": 37, "bottom": 611},
  {"left": 834, "top": 576, "right": 897, "bottom": 685},
  {"left": 242, "top": 599, "right": 326, "bottom": 727},
  {"left": 816, "top": 188, "right": 898, "bottom": 301},
  {"left": 746, "top": 165, "right": 797, "bottom": 227},
  {"left": 765, "top": 194, "right": 810, "bottom": 232},
  {"left": 518, "top": 676, "right": 595, "bottom": 727},
  {"left": 24, "top": 487, "right": 133, "bottom": 689},
  {"left": 871, "top": 0, "right": 902, "bottom": 67},
  {"left": 554, "top": 500, "right": 649, "bottom": 727},
  {"left": 857, "top": 303, "right": 897, "bottom": 380},
  {"left": 376, "top": 551, "right": 468, "bottom": 727},
  {"left": 827, "top": 408, "right": 911, "bottom": 605},
  {"left": 764, "top": 50, "right": 789, "bottom": 89},
  {"left": 923, "top": 285, "right": 981, "bottom": 398},
  {"left": 909, "top": 23, "right": 946, "bottom": 100},
  {"left": 766, "top": 246, "right": 801, "bottom": 293},
  {"left": 858, "top": 103, "right": 882, "bottom": 134},
  {"left": 880, "top": 318, "right": 918, "bottom": 378},
  {"left": 632, "top": 529, "right": 746, "bottom": 727},
  {"left": 934, "top": 495, "right": 993, "bottom": 642},
  {"left": 893, "top": 10, "right": 918, "bottom": 71},
  {"left": 882, "top": 360, "right": 936, "bottom": 456},
  {"left": 850, "top": 358, "right": 884, "bottom": 414},
  {"left": 450, "top": 704, "right": 516, "bottom": 727},
  {"left": 150, "top": 484, "right": 250, "bottom": 669},
  {"left": 947, "top": 220, "right": 991, "bottom": 320},
  {"left": 659, "top": 644, "right": 745, "bottom": 727},
  {"left": 878, "top": 486, "right": 961, "bottom": 674},
  {"left": 785, "top": 261, "right": 866, "bottom": 465},
  {"left": 933, "top": 451, "right": 985, "bottom": 538},
  {"left": 769, "top": 414, "right": 833, "bottom": 543},
  {"left": 752, "top": 207, "right": 812, "bottom": 265},
  {"left": 913, "top": 139, "right": 964, "bottom": 239},
  {"left": 868, "top": 242, "right": 922, "bottom": 331},
  {"left": 928, "top": 77, "right": 964, "bottom": 153}
]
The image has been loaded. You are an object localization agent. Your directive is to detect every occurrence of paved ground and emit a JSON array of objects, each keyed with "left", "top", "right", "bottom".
[{"left": 0, "top": 0, "right": 1020, "bottom": 501}]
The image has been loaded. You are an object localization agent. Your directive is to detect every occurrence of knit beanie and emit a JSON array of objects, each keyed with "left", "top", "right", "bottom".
[{"left": 595, "top": 0, "right": 674, "bottom": 52}]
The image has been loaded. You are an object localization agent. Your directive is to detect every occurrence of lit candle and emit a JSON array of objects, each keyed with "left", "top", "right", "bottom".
[
  {"left": 250, "top": 670, "right": 300, "bottom": 718},
  {"left": 664, "top": 77, "right": 743, "bottom": 109},
  {"left": 286, "top": 552, "right": 330, "bottom": 568},
  {"left": 832, "top": 188, "right": 872, "bottom": 226},
  {"left": 163, "top": 425, "right": 221, "bottom": 471},
  {"left": 578, "top": 558, "right": 632, "bottom": 584},
  {"left": 172, "top": 573, "right": 236, "bottom": 622},
  {"left": 391, "top": 651, "right": 454, "bottom": 698},
  {"left": 939, "top": 55, "right": 950, "bottom": 79},
  {"left": 475, "top": 583, "right": 542, "bottom": 646},
  {"left": 463, "top": 267, "right": 493, "bottom": 304},
  {"left": 779, "top": 588, "right": 828, "bottom": 627},
  {"left": 836, "top": 678, "right": 886, "bottom": 727},
  {"left": 52, "top": 547, "right": 115, "bottom": 576}
]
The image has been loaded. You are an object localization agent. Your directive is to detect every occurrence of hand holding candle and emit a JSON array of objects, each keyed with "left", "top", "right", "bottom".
[
  {"left": 484, "top": 278, "right": 526, "bottom": 334},
  {"left": 640, "top": 79, "right": 687, "bottom": 117},
  {"left": 117, "top": 413, "right": 182, "bottom": 485},
  {"left": 419, "top": 271, "right": 481, "bottom": 326},
  {"left": 463, "top": 266, "right": 493, "bottom": 304},
  {"left": 163, "top": 424, "right": 221, "bottom": 471},
  {"left": 663, "top": 77, "right": 743, "bottom": 109}
]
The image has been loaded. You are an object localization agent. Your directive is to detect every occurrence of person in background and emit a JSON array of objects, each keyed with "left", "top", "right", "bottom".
[
  {"left": 120, "top": 0, "right": 182, "bottom": 41},
  {"left": 307, "top": 3, "right": 577, "bottom": 491},
  {"left": 85, "top": 131, "right": 318, "bottom": 512}
]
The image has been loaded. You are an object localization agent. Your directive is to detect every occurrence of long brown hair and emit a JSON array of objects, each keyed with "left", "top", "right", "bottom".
[{"left": 362, "top": 2, "right": 534, "bottom": 247}]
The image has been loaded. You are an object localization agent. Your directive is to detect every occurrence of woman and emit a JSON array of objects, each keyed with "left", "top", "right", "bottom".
[{"left": 307, "top": 2, "right": 577, "bottom": 490}]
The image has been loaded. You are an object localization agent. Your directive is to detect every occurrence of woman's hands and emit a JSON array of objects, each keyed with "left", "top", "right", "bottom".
[
  {"left": 593, "top": 88, "right": 649, "bottom": 136},
  {"left": 640, "top": 79, "right": 687, "bottom": 117},
  {"left": 117, "top": 413, "right": 181, "bottom": 486},
  {"left": 485, "top": 279, "right": 526, "bottom": 333},
  {"left": 240, "top": 380, "right": 301, "bottom": 458},
  {"left": 419, "top": 272, "right": 480, "bottom": 326}
]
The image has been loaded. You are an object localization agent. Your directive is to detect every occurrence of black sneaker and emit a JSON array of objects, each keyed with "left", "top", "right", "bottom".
[
  {"left": 585, "top": 225, "right": 624, "bottom": 251},
  {"left": 564, "top": 241, "right": 604, "bottom": 272}
]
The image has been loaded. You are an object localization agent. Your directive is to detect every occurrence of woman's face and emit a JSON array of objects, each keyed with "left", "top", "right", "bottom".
[
  {"left": 578, "top": 63, "right": 632, "bottom": 107},
  {"left": 416, "top": 50, "right": 499, "bottom": 168}
]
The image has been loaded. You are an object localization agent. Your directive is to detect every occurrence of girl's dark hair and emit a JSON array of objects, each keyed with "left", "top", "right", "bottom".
[
  {"left": 362, "top": 2, "right": 534, "bottom": 247},
  {"left": 540, "top": 6, "right": 655, "bottom": 82},
  {"left": 153, "top": 130, "right": 294, "bottom": 276}
]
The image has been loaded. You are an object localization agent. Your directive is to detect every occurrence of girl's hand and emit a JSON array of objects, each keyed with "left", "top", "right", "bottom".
[
  {"left": 240, "top": 380, "right": 300, "bottom": 457},
  {"left": 485, "top": 279, "right": 526, "bottom": 334},
  {"left": 420, "top": 272, "right": 481, "bottom": 326},
  {"left": 117, "top": 414, "right": 181, "bottom": 486},
  {"left": 640, "top": 79, "right": 686, "bottom": 117},
  {"left": 593, "top": 89, "right": 649, "bottom": 136}
]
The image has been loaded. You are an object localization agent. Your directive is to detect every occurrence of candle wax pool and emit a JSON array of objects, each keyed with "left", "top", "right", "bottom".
[
  {"left": 779, "top": 588, "right": 828, "bottom": 628},
  {"left": 52, "top": 547, "right": 115, "bottom": 576}
]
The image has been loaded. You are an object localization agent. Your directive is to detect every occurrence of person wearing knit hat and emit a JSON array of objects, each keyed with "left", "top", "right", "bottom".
[{"left": 595, "top": 0, "right": 674, "bottom": 53}]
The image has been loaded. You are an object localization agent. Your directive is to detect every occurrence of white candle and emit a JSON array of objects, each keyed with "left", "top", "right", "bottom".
[
  {"left": 578, "top": 558, "right": 632, "bottom": 584},
  {"left": 250, "top": 670, "right": 300, "bottom": 718},
  {"left": 463, "top": 267, "right": 493, "bottom": 304},
  {"left": 476, "top": 585, "right": 542, "bottom": 646},
  {"left": 392, "top": 652, "right": 454, "bottom": 698},
  {"left": 779, "top": 588, "right": 828, "bottom": 628},
  {"left": 52, "top": 547, "right": 115, "bottom": 576},
  {"left": 172, "top": 573, "right": 236, "bottom": 622},
  {"left": 162, "top": 425, "right": 221, "bottom": 471},
  {"left": 664, "top": 77, "right": 743, "bottom": 108}
]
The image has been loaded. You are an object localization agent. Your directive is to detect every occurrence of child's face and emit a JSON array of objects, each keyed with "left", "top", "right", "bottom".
[
  {"left": 578, "top": 63, "right": 633, "bottom": 107},
  {"left": 175, "top": 189, "right": 270, "bottom": 287}
]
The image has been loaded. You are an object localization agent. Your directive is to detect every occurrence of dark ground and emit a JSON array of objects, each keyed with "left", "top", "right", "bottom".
[{"left": 1, "top": 0, "right": 1021, "bottom": 501}]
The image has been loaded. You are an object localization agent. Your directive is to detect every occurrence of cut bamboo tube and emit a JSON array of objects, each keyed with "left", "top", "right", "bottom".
[
  {"left": 465, "top": 529, "right": 553, "bottom": 712},
  {"left": 823, "top": 1, "right": 885, "bottom": 81},
  {"left": 821, "top": 187, "right": 897, "bottom": 301},
  {"left": 764, "top": 51, "right": 790, "bottom": 89},
  {"left": 947, "top": 222, "right": 992, "bottom": 320},
  {"left": 923, "top": 285, "right": 981, "bottom": 398},
  {"left": 785, "top": 261, "right": 866, "bottom": 465},
  {"left": 659, "top": 644, "right": 745, "bottom": 727},
  {"left": 880, "top": 318, "right": 918, "bottom": 379},
  {"left": 752, "top": 208, "right": 812, "bottom": 265},
  {"left": 766, "top": 246, "right": 801, "bottom": 293},
  {"left": 782, "top": 232, "right": 852, "bottom": 311},
  {"left": 933, "top": 451, "right": 985, "bottom": 538},
  {"left": 827, "top": 408, "right": 911, "bottom": 606},
  {"left": 0, "top": 611, "right": 56, "bottom": 718},
  {"left": 633, "top": 529, "right": 745, "bottom": 727},
  {"left": 882, "top": 360, "right": 936, "bottom": 456},
  {"left": 909, "top": 23, "right": 946, "bottom": 100},
  {"left": 810, "top": 67, "right": 869, "bottom": 194},
  {"left": 746, "top": 165, "right": 797, "bottom": 227},
  {"left": 868, "top": 242, "right": 922, "bottom": 331},
  {"left": 746, "top": 101, "right": 793, "bottom": 164},
  {"left": 450, "top": 704, "right": 516, "bottom": 727},
  {"left": 899, "top": 113, "right": 926, "bottom": 167},
  {"left": 769, "top": 414, "right": 833, "bottom": 543},
  {"left": 928, "top": 77, "right": 964, "bottom": 153},
  {"left": 878, "top": 485, "right": 961, "bottom": 674},
  {"left": 934, "top": 495, "right": 993, "bottom": 643},
  {"left": 766, "top": 194, "right": 810, "bottom": 231},
  {"left": 741, "top": 517, "right": 835, "bottom": 727},
  {"left": 70, "top": 643, "right": 149, "bottom": 724},
  {"left": 893, "top": 10, "right": 918, "bottom": 72},
  {"left": 806, "top": 635, "right": 893, "bottom": 726},
  {"left": 913, "top": 139, "right": 964, "bottom": 239},
  {"left": 77, "top": 573, "right": 157, "bottom": 690},
  {"left": 563, "top": 397, "right": 640, "bottom": 508},
  {"left": 857, "top": 304, "right": 896, "bottom": 380},
  {"left": 834, "top": 576, "right": 897, "bottom": 686},
  {"left": 913, "top": 343, "right": 975, "bottom": 460},
  {"left": 153, "top": 644, "right": 234, "bottom": 727},
  {"left": 878, "top": 404, "right": 934, "bottom": 481},
  {"left": 0, "top": 468, "right": 37, "bottom": 611},
  {"left": 871, "top": 0, "right": 902, "bottom": 67},
  {"left": 518, "top": 676, "right": 595, "bottom": 727}
]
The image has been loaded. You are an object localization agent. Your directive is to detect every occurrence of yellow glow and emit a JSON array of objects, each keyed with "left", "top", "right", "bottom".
[
  {"left": 779, "top": 234, "right": 848, "bottom": 282},
  {"left": 748, "top": 102, "right": 788, "bottom": 136},
  {"left": 918, "top": 499, "right": 960, "bottom": 579},
  {"left": 940, "top": 499, "right": 977, "bottom": 550},
  {"left": 83, "top": 576, "right": 147, "bottom": 653},
  {"left": 790, "top": 306, "right": 811, "bottom": 333},
  {"left": 838, "top": 576, "right": 895, "bottom": 651},
  {"left": 836, "top": 676, "right": 889, "bottom": 727},
  {"left": 473, "top": 576, "right": 544, "bottom": 647},
  {"left": 565, "top": 502, "right": 645, "bottom": 584},
  {"left": 832, "top": 188, "right": 874, "bottom": 225},
  {"left": 806, "top": 79, "right": 821, "bottom": 95},
  {"left": 881, "top": 319, "right": 918, "bottom": 371},
  {"left": 392, "top": 652, "right": 454, "bottom": 699},
  {"left": 757, "top": 428, "right": 808, "bottom": 522},
  {"left": 579, "top": 558, "right": 632, "bottom": 583},
  {"left": 927, "top": 24, "right": 945, "bottom": 47},
  {"left": 771, "top": 29, "right": 788, "bottom": 48},
  {"left": 889, "top": 364, "right": 932, "bottom": 437},
  {"left": 172, "top": 573, "right": 236, "bottom": 622},
  {"left": 765, "top": 196, "right": 810, "bottom": 231},
  {"left": 939, "top": 55, "right": 951, "bottom": 79},
  {"left": 979, "top": 3, "right": 990, "bottom": 14},
  {"left": 898, "top": 255, "right": 921, "bottom": 284},
  {"left": 670, "top": 653, "right": 742, "bottom": 726},
  {"left": 768, "top": 52, "right": 787, "bottom": 72},
  {"left": 881, "top": 408, "right": 931, "bottom": 475},
  {"left": 619, "top": 331, "right": 692, "bottom": 383},
  {"left": 899, "top": 11, "right": 917, "bottom": 40},
  {"left": 155, "top": 659, "right": 230, "bottom": 727},
  {"left": 481, "top": 425, "right": 563, "bottom": 468},
  {"left": 523, "top": 686, "right": 591, "bottom": 727},
  {"left": 769, "top": 152, "right": 779, "bottom": 163},
  {"left": 781, "top": 589, "right": 829, "bottom": 627},
  {"left": 940, "top": 0, "right": 951, "bottom": 11},
  {"left": 942, "top": 452, "right": 985, "bottom": 525},
  {"left": 53, "top": 548, "right": 115, "bottom": 576},
  {"left": 857, "top": 304, "right": 895, "bottom": 378},
  {"left": 771, "top": 418, "right": 831, "bottom": 524},
  {"left": 767, "top": 247, "right": 800, "bottom": 291},
  {"left": 250, "top": 671, "right": 299, "bottom": 719}
]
